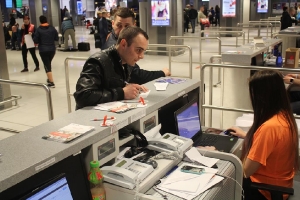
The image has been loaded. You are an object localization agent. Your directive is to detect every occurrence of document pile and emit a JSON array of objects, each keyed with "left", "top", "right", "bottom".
[
  {"left": 157, "top": 163, "right": 223, "bottom": 200},
  {"left": 42, "top": 123, "right": 94, "bottom": 143},
  {"left": 94, "top": 102, "right": 137, "bottom": 113},
  {"left": 154, "top": 82, "right": 168, "bottom": 91}
]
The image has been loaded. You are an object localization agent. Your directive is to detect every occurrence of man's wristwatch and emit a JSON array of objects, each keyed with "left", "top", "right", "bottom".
[{"left": 290, "top": 78, "right": 294, "bottom": 84}]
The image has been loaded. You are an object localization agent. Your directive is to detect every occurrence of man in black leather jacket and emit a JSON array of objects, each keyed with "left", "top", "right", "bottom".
[
  {"left": 103, "top": 7, "right": 170, "bottom": 84},
  {"left": 74, "top": 26, "right": 150, "bottom": 110}
]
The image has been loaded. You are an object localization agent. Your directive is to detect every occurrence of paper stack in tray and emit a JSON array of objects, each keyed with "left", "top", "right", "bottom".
[{"left": 157, "top": 163, "right": 224, "bottom": 200}]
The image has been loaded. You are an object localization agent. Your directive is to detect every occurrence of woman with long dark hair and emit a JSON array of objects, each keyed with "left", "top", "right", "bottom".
[
  {"left": 215, "top": 5, "right": 220, "bottom": 26},
  {"left": 230, "top": 70, "right": 299, "bottom": 200}
]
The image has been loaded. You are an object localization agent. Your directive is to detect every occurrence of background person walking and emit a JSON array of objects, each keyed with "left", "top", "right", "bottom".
[{"left": 34, "top": 15, "right": 58, "bottom": 88}]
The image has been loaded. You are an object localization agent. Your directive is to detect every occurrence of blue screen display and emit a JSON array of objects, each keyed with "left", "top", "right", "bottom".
[
  {"left": 6, "top": 0, "right": 13, "bottom": 8},
  {"left": 176, "top": 103, "right": 201, "bottom": 139}
]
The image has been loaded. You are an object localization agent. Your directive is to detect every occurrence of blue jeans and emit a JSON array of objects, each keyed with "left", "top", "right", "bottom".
[{"left": 190, "top": 19, "right": 196, "bottom": 32}]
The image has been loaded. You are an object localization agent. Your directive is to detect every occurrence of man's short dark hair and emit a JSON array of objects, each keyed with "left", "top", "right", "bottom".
[
  {"left": 23, "top": 15, "right": 30, "bottom": 20},
  {"left": 113, "top": 7, "right": 135, "bottom": 21},
  {"left": 117, "top": 26, "right": 148, "bottom": 46},
  {"left": 39, "top": 15, "right": 47, "bottom": 24}
]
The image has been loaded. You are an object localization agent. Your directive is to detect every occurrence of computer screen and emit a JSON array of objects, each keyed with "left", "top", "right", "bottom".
[
  {"left": 175, "top": 101, "right": 201, "bottom": 139},
  {"left": 23, "top": 175, "right": 73, "bottom": 200}
]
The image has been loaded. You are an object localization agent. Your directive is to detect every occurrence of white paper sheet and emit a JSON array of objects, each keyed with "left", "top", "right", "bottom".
[
  {"left": 154, "top": 83, "right": 168, "bottom": 91},
  {"left": 159, "top": 164, "right": 218, "bottom": 194},
  {"left": 139, "top": 90, "right": 151, "bottom": 98},
  {"left": 24, "top": 34, "right": 35, "bottom": 49},
  {"left": 94, "top": 101, "right": 125, "bottom": 110},
  {"left": 144, "top": 124, "right": 162, "bottom": 139},
  {"left": 185, "top": 147, "right": 219, "bottom": 168},
  {"left": 157, "top": 175, "right": 224, "bottom": 200}
]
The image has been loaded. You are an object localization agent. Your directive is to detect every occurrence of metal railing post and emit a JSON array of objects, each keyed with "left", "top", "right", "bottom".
[
  {"left": 0, "top": 79, "right": 54, "bottom": 120},
  {"left": 64, "top": 57, "right": 89, "bottom": 113}
]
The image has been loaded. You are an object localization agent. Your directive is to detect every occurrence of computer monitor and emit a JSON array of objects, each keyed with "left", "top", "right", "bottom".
[
  {"left": 174, "top": 98, "right": 202, "bottom": 140},
  {"left": 20, "top": 174, "right": 73, "bottom": 200}
]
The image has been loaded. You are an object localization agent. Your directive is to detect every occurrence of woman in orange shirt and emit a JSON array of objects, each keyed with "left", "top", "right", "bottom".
[{"left": 230, "top": 70, "right": 299, "bottom": 200}]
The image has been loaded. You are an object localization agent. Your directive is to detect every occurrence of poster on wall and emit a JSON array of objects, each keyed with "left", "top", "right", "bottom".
[
  {"left": 77, "top": 1, "right": 83, "bottom": 15},
  {"left": 257, "top": 0, "right": 268, "bottom": 13},
  {"left": 272, "top": 3, "right": 289, "bottom": 14},
  {"left": 151, "top": 0, "right": 171, "bottom": 26},
  {"left": 222, "top": 0, "right": 236, "bottom": 17},
  {"left": 290, "top": 2, "right": 300, "bottom": 8}
]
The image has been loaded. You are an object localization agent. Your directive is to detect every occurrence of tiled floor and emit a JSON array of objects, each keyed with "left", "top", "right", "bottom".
[{"left": 0, "top": 26, "right": 270, "bottom": 140}]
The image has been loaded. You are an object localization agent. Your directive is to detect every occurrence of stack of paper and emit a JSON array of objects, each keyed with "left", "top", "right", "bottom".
[
  {"left": 185, "top": 147, "right": 219, "bottom": 168},
  {"left": 154, "top": 83, "right": 168, "bottom": 91},
  {"left": 157, "top": 164, "right": 223, "bottom": 200},
  {"left": 94, "top": 101, "right": 126, "bottom": 111}
]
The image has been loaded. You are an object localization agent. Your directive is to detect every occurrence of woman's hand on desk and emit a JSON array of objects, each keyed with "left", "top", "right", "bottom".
[{"left": 228, "top": 127, "right": 246, "bottom": 139}]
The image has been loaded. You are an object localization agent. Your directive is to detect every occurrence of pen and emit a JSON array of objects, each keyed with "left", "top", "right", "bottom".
[
  {"left": 102, "top": 115, "right": 107, "bottom": 126},
  {"left": 124, "top": 81, "right": 129, "bottom": 85},
  {"left": 140, "top": 97, "right": 145, "bottom": 105},
  {"left": 91, "top": 116, "right": 115, "bottom": 121}
]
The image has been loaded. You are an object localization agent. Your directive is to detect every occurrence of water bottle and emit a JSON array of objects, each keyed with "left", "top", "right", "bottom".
[
  {"left": 276, "top": 52, "right": 283, "bottom": 67},
  {"left": 273, "top": 45, "right": 279, "bottom": 57},
  {"left": 88, "top": 161, "right": 106, "bottom": 200}
]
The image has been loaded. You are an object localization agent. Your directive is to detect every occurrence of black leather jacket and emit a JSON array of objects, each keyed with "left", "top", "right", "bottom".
[{"left": 74, "top": 46, "right": 129, "bottom": 109}]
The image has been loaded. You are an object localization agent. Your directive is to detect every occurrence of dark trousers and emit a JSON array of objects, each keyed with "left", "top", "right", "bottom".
[
  {"left": 11, "top": 32, "right": 21, "bottom": 49},
  {"left": 190, "top": 19, "right": 196, "bottom": 32},
  {"left": 184, "top": 20, "right": 189, "bottom": 32},
  {"left": 200, "top": 23, "right": 205, "bottom": 37},
  {"left": 243, "top": 178, "right": 267, "bottom": 200},
  {"left": 22, "top": 44, "right": 39, "bottom": 69},
  {"left": 39, "top": 51, "right": 55, "bottom": 73}
]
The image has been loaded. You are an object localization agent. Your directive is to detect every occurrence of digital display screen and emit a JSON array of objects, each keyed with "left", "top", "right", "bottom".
[
  {"left": 222, "top": 0, "right": 236, "bottom": 17},
  {"left": 16, "top": 0, "right": 22, "bottom": 8},
  {"left": 176, "top": 103, "right": 200, "bottom": 139},
  {"left": 257, "top": 0, "right": 268, "bottom": 13},
  {"left": 151, "top": 0, "right": 171, "bottom": 26},
  {"left": 105, "top": 0, "right": 117, "bottom": 11},
  {"left": 272, "top": 3, "right": 289, "bottom": 14},
  {"left": 77, "top": 1, "right": 83, "bottom": 15},
  {"left": 6, "top": 0, "right": 12, "bottom": 8}
]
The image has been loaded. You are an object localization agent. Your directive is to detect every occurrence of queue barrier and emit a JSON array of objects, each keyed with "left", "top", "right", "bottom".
[
  {"left": 0, "top": 79, "right": 53, "bottom": 133},
  {"left": 65, "top": 57, "right": 89, "bottom": 113},
  {"left": 249, "top": 21, "right": 281, "bottom": 33},
  {"left": 200, "top": 30, "right": 245, "bottom": 47},
  {"left": 65, "top": 44, "right": 193, "bottom": 113},
  {"left": 209, "top": 55, "right": 222, "bottom": 87},
  {"left": 237, "top": 23, "right": 273, "bottom": 42},
  {"left": 168, "top": 36, "right": 221, "bottom": 65},
  {"left": 200, "top": 64, "right": 300, "bottom": 127}
]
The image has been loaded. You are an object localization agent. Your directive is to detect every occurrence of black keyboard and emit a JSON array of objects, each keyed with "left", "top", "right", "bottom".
[{"left": 197, "top": 134, "right": 219, "bottom": 146}]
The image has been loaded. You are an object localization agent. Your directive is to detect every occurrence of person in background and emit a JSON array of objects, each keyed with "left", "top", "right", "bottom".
[
  {"left": 215, "top": 5, "right": 220, "bottom": 26},
  {"left": 20, "top": 15, "right": 40, "bottom": 72},
  {"left": 198, "top": 6, "right": 207, "bottom": 37},
  {"left": 9, "top": 14, "right": 16, "bottom": 30},
  {"left": 189, "top": 5, "right": 198, "bottom": 33},
  {"left": 203, "top": 5, "right": 208, "bottom": 17},
  {"left": 209, "top": 7, "right": 215, "bottom": 26},
  {"left": 283, "top": 73, "right": 300, "bottom": 114},
  {"left": 33, "top": 15, "right": 58, "bottom": 88},
  {"left": 281, "top": 7, "right": 297, "bottom": 30},
  {"left": 11, "top": 23, "right": 21, "bottom": 50},
  {"left": 98, "top": 11, "right": 108, "bottom": 49},
  {"left": 74, "top": 26, "right": 149, "bottom": 109},
  {"left": 183, "top": 8, "right": 190, "bottom": 33},
  {"left": 228, "top": 70, "right": 299, "bottom": 200},
  {"left": 106, "top": 12, "right": 113, "bottom": 33},
  {"left": 102, "top": 7, "right": 170, "bottom": 84},
  {"left": 3, "top": 22, "right": 11, "bottom": 44},
  {"left": 64, "top": 9, "right": 70, "bottom": 18},
  {"left": 61, "top": 17, "right": 77, "bottom": 51}
]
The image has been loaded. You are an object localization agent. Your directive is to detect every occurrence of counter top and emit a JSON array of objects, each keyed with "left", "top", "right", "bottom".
[
  {"left": 0, "top": 79, "right": 201, "bottom": 192},
  {"left": 221, "top": 38, "right": 282, "bottom": 64}
]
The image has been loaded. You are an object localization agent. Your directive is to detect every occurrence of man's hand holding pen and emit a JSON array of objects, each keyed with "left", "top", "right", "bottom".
[{"left": 123, "top": 83, "right": 148, "bottom": 100}]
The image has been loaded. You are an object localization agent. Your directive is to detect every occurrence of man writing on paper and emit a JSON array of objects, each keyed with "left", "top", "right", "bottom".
[
  {"left": 74, "top": 26, "right": 149, "bottom": 110},
  {"left": 102, "top": 7, "right": 170, "bottom": 84}
]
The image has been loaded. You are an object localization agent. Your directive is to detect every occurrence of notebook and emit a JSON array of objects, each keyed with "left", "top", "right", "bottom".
[
  {"left": 174, "top": 98, "right": 238, "bottom": 153},
  {"left": 20, "top": 174, "right": 73, "bottom": 200}
]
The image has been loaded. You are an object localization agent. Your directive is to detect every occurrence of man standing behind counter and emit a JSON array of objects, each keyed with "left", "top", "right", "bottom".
[
  {"left": 103, "top": 7, "right": 170, "bottom": 83},
  {"left": 74, "top": 26, "right": 150, "bottom": 110}
]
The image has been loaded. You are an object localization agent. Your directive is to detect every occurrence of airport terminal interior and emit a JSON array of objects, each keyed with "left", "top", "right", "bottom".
[{"left": 1, "top": 0, "right": 300, "bottom": 200}]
